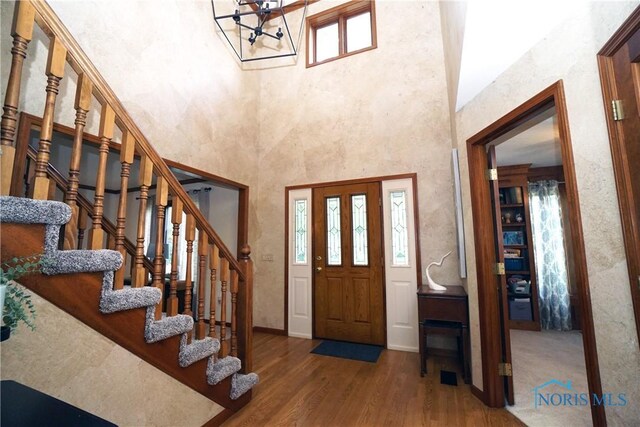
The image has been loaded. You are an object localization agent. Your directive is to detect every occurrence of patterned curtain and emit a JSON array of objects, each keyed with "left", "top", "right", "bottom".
[{"left": 529, "top": 180, "right": 572, "bottom": 331}]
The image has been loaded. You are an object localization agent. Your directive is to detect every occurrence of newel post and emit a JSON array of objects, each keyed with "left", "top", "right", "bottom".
[{"left": 238, "top": 244, "right": 254, "bottom": 373}]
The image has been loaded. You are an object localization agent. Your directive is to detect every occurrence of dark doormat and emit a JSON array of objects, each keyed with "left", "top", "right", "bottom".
[
  {"left": 440, "top": 370, "right": 458, "bottom": 386},
  {"left": 311, "top": 340, "right": 384, "bottom": 363}
]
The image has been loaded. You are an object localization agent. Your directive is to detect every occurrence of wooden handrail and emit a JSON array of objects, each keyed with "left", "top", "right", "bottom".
[
  {"left": 28, "top": 0, "right": 246, "bottom": 282},
  {"left": 25, "top": 145, "right": 154, "bottom": 275}
]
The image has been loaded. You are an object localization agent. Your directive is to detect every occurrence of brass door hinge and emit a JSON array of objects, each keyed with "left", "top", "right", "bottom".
[
  {"left": 498, "top": 362, "right": 512, "bottom": 377},
  {"left": 494, "top": 262, "right": 505, "bottom": 275},
  {"left": 486, "top": 168, "right": 498, "bottom": 181},
  {"left": 612, "top": 100, "right": 624, "bottom": 121}
]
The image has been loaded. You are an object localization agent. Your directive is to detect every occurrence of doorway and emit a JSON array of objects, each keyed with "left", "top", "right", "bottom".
[
  {"left": 486, "top": 105, "right": 591, "bottom": 425},
  {"left": 285, "top": 174, "right": 421, "bottom": 350},
  {"left": 466, "top": 81, "right": 605, "bottom": 426}
]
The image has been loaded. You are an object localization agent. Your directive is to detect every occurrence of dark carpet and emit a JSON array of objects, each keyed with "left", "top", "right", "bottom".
[{"left": 311, "top": 340, "right": 384, "bottom": 363}]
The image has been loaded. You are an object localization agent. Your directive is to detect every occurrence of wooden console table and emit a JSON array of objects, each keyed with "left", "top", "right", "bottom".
[{"left": 417, "top": 285, "right": 470, "bottom": 383}]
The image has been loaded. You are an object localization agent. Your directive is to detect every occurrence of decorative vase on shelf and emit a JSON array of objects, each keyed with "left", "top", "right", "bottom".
[{"left": 426, "top": 251, "right": 451, "bottom": 291}]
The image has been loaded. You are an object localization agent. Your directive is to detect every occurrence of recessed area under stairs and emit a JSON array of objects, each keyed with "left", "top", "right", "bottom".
[
  {"left": 224, "top": 333, "right": 523, "bottom": 426},
  {"left": 508, "top": 329, "right": 591, "bottom": 426}
]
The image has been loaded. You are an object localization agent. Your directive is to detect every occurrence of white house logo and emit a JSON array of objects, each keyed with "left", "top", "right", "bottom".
[{"left": 533, "top": 379, "right": 627, "bottom": 408}]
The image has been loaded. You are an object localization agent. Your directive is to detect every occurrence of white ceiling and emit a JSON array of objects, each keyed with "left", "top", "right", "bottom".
[
  {"left": 456, "top": 0, "right": 574, "bottom": 110},
  {"left": 493, "top": 107, "right": 562, "bottom": 168}
]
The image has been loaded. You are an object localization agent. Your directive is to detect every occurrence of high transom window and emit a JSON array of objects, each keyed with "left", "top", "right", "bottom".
[{"left": 306, "top": 1, "right": 377, "bottom": 67}]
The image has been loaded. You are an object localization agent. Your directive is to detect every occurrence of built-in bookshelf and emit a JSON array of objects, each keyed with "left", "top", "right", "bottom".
[{"left": 498, "top": 164, "right": 540, "bottom": 331}]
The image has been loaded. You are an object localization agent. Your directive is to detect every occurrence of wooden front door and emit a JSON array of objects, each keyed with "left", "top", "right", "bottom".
[
  {"left": 598, "top": 7, "right": 640, "bottom": 343},
  {"left": 313, "top": 182, "right": 385, "bottom": 346},
  {"left": 488, "top": 146, "right": 515, "bottom": 405}
]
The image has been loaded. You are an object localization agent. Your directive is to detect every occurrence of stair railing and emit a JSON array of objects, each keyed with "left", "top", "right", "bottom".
[{"left": 1, "top": 0, "right": 253, "bottom": 371}]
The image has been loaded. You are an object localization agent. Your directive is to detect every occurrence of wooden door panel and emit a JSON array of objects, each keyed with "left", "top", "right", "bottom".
[{"left": 313, "top": 182, "right": 385, "bottom": 345}]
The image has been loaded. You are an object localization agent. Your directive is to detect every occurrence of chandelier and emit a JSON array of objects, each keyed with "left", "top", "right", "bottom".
[{"left": 212, "top": 0, "right": 308, "bottom": 62}]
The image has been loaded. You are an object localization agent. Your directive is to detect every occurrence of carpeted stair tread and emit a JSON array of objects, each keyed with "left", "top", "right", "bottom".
[
  {"left": 207, "top": 356, "right": 241, "bottom": 385},
  {"left": 144, "top": 307, "right": 194, "bottom": 343},
  {"left": 43, "top": 249, "right": 122, "bottom": 275},
  {"left": 179, "top": 335, "right": 220, "bottom": 368},
  {"left": 230, "top": 373, "right": 259, "bottom": 400},
  {"left": 100, "top": 272, "right": 162, "bottom": 313},
  {"left": 0, "top": 196, "right": 71, "bottom": 225}
]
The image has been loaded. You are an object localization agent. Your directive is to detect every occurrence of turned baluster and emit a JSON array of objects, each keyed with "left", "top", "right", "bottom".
[
  {"left": 1, "top": 1, "right": 35, "bottom": 195},
  {"left": 208, "top": 244, "right": 219, "bottom": 339},
  {"left": 77, "top": 206, "right": 88, "bottom": 249},
  {"left": 107, "top": 233, "right": 116, "bottom": 250},
  {"left": 183, "top": 214, "right": 196, "bottom": 316},
  {"left": 32, "top": 37, "right": 67, "bottom": 200},
  {"left": 88, "top": 104, "right": 115, "bottom": 248},
  {"left": 196, "top": 232, "right": 208, "bottom": 339},
  {"left": 63, "top": 73, "right": 92, "bottom": 249},
  {"left": 219, "top": 258, "right": 230, "bottom": 357},
  {"left": 230, "top": 268, "right": 238, "bottom": 357},
  {"left": 153, "top": 176, "right": 169, "bottom": 320},
  {"left": 133, "top": 155, "right": 153, "bottom": 287},
  {"left": 112, "top": 130, "right": 135, "bottom": 289},
  {"left": 166, "top": 197, "right": 183, "bottom": 316}
]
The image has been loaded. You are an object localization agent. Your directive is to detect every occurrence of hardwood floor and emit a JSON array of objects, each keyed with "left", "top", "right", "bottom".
[{"left": 224, "top": 333, "right": 524, "bottom": 426}]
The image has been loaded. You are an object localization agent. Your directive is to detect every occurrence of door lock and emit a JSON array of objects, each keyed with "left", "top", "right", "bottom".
[
  {"left": 316, "top": 267, "right": 323, "bottom": 272},
  {"left": 316, "top": 256, "right": 322, "bottom": 261}
]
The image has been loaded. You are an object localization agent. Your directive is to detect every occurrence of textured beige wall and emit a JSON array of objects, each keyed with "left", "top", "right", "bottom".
[
  {"left": 0, "top": 288, "right": 223, "bottom": 426},
  {"left": 251, "top": 0, "right": 460, "bottom": 329},
  {"left": 454, "top": 2, "right": 640, "bottom": 424},
  {"left": 0, "top": 0, "right": 260, "bottom": 187}
]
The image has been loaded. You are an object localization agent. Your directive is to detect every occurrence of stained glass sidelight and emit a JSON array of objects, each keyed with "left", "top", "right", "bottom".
[
  {"left": 294, "top": 199, "right": 307, "bottom": 264},
  {"left": 390, "top": 191, "right": 409, "bottom": 266},
  {"left": 351, "top": 194, "right": 368, "bottom": 266},
  {"left": 326, "top": 197, "right": 342, "bottom": 265}
]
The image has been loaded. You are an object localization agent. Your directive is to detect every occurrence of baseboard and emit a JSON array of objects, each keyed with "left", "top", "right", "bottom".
[
  {"left": 253, "top": 326, "right": 286, "bottom": 335},
  {"left": 387, "top": 344, "right": 419, "bottom": 353},
  {"left": 201, "top": 408, "right": 235, "bottom": 427},
  {"left": 471, "top": 384, "right": 486, "bottom": 403}
]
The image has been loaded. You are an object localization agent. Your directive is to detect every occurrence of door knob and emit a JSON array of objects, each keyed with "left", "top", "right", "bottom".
[{"left": 316, "top": 266, "right": 323, "bottom": 272}]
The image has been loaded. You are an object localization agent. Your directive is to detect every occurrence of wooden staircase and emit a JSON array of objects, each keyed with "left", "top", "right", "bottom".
[{"left": 0, "top": 0, "right": 255, "bottom": 417}]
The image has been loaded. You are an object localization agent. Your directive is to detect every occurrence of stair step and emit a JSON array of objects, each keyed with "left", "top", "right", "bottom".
[
  {"left": 230, "top": 373, "right": 259, "bottom": 400},
  {"left": 145, "top": 308, "right": 194, "bottom": 343},
  {"left": 43, "top": 249, "right": 122, "bottom": 275},
  {"left": 100, "top": 275, "right": 162, "bottom": 314},
  {"left": 207, "top": 356, "right": 241, "bottom": 385},
  {"left": 0, "top": 196, "right": 70, "bottom": 225},
  {"left": 179, "top": 336, "right": 220, "bottom": 368}
]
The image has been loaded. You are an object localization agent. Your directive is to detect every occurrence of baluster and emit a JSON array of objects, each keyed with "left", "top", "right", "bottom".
[
  {"left": 219, "top": 258, "right": 229, "bottom": 357},
  {"left": 183, "top": 214, "right": 196, "bottom": 316},
  {"left": 1, "top": 1, "right": 35, "bottom": 195},
  {"left": 47, "top": 177, "right": 57, "bottom": 200},
  {"left": 153, "top": 177, "right": 169, "bottom": 320},
  {"left": 196, "top": 232, "right": 208, "bottom": 339},
  {"left": 208, "top": 244, "right": 219, "bottom": 339},
  {"left": 107, "top": 233, "right": 116, "bottom": 250},
  {"left": 166, "top": 197, "right": 183, "bottom": 316},
  {"left": 238, "top": 244, "right": 253, "bottom": 372},
  {"left": 77, "top": 206, "right": 88, "bottom": 249},
  {"left": 113, "top": 130, "right": 135, "bottom": 289},
  {"left": 32, "top": 37, "right": 67, "bottom": 200},
  {"left": 133, "top": 155, "right": 153, "bottom": 287},
  {"left": 230, "top": 269, "right": 238, "bottom": 357},
  {"left": 88, "top": 104, "right": 115, "bottom": 248},
  {"left": 63, "top": 73, "right": 92, "bottom": 249}
]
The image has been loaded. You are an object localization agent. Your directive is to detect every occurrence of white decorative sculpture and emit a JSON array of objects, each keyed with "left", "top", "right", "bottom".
[{"left": 426, "top": 251, "right": 452, "bottom": 291}]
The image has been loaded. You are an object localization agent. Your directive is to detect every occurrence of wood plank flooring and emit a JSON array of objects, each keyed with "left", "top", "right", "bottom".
[{"left": 224, "top": 333, "right": 524, "bottom": 426}]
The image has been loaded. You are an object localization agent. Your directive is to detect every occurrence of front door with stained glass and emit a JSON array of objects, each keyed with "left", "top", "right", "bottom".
[{"left": 312, "top": 182, "right": 385, "bottom": 345}]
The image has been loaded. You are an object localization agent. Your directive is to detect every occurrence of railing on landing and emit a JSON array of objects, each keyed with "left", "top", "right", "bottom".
[{"left": 0, "top": 0, "right": 253, "bottom": 371}]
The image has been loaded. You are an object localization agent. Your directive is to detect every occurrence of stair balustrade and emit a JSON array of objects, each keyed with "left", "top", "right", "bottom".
[{"left": 1, "top": 0, "right": 253, "bottom": 372}]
